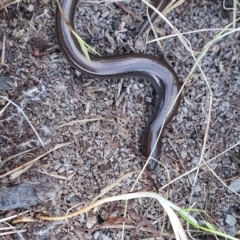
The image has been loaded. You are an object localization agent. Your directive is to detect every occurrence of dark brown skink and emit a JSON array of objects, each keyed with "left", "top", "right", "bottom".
[{"left": 56, "top": 0, "right": 181, "bottom": 170}]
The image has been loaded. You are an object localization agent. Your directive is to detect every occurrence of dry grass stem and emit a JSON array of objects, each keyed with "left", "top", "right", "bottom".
[
  {"left": 1, "top": 35, "right": 7, "bottom": 67},
  {"left": 91, "top": 171, "right": 138, "bottom": 204},
  {"left": 0, "top": 230, "right": 26, "bottom": 236},
  {"left": 56, "top": 117, "right": 105, "bottom": 128},
  {"left": 0, "top": 95, "right": 44, "bottom": 147},
  {"left": 0, "top": 142, "right": 71, "bottom": 179},
  {"left": 0, "top": 148, "right": 37, "bottom": 169},
  {"left": 36, "top": 191, "right": 196, "bottom": 239},
  {"left": 0, "top": 0, "right": 21, "bottom": 10},
  {"left": 160, "top": 141, "right": 240, "bottom": 192},
  {"left": 38, "top": 169, "right": 76, "bottom": 181},
  {"left": 0, "top": 102, "right": 10, "bottom": 116},
  {"left": 0, "top": 211, "right": 30, "bottom": 223}
]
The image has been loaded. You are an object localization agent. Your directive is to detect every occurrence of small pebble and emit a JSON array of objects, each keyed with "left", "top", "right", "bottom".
[
  {"left": 191, "top": 156, "right": 199, "bottom": 165},
  {"left": 57, "top": 166, "right": 65, "bottom": 174},
  {"left": 226, "top": 226, "right": 236, "bottom": 236},
  {"left": 101, "top": 234, "right": 112, "bottom": 240},
  {"left": 225, "top": 214, "right": 237, "bottom": 226},
  {"left": 181, "top": 150, "right": 187, "bottom": 159},
  {"left": 79, "top": 213, "right": 85, "bottom": 223},
  {"left": 78, "top": 7, "right": 85, "bottom": 15},
  {"left": 194, "top": 185, "right": 201, "bottom": 193},
  {"left": 68, "top": 195, "right": 79, "bottom": 204},
  {"left": 86, "top": 215, "right": 97, "bottom": 228},
  {"left": 229, "top": 178, "right": 240, "bottom": 192},
  {"left": 0, "top": 76, "right": 13, "bottom": 91},
  {"left": 219, "top": 101, "right": 230, "bottom": 112},
  {"left": 189, "top": 173, "right": 196, "bottom": 185},
  {"left": 209, "top": 162, "right": 217, "bottom": 170},
  {"left": 94, "top": 231, "right": 100, "bottom": 239},
  {"left": 145, "top": 96, "right": 152, "bottom": 103},
  {"left": 27, "top": 4, "right": 34, "bottom": 12},
  {"left": 132, "top": 84, "right": 139, "bottom": 90},
  {"left": 101, "top": 11, "right": 110, "bottom": 18}
]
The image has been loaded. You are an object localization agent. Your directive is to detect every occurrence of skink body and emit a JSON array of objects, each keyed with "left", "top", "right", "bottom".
[{"left": 56, "top": 0, "right": 181, "bottom": 170}]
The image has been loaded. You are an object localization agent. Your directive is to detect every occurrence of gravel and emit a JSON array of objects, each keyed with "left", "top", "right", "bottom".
[{"left": 0, "top": 0, "right": 239, "bottom": 239}]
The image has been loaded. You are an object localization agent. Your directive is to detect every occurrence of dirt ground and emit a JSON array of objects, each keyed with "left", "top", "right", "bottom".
[{"left": 0, "top": 0, "right": 240, "bottom": 239}]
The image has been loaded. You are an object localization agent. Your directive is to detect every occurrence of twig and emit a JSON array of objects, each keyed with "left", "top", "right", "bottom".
[
  {"left": 160, "top": 141, "right": 240, "bottom": 198},
  {"left": 56, "top": 117, "right": 104, "bottom": 129},
  {"left": 0, "top": 148, "right": 37, "bottom": 169},
  {"left": 0, "top": 95, "right": 44, "bottom": 147},
  {"left": 0, "top": 210, "right": 30, "bottom": 223},
  {"left": 115, "top": 2, "right": 144, "bottom": 22},
  {"left": 0, "top": 142, "right": 71, "bottom": 179},
  {"left": 0, "top": 102, "right": 10, "bottom": 116},
  {"left": 233, "top": 0, "right": 237, "bottom": 28},
  {"left": 1, "top": 35, "right": 8, "bottom": 67},
  {"left": 0, "top": 0, "right": 21, "bottom": 10},
  {"left": 1, "top": 135, "right": 18, "bottom": 148}
]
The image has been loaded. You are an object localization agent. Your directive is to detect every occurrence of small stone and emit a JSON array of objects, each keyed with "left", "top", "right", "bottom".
[
  {"left": 78, "top": 7, "right": 85, "bottom": 15},
  {"left": 86, "top": 215, "right": 97, "bottom": 228},
  {"left": 94, "top": 231, "right": 100, "bottom": 239},
  {"left": 105, "top": 48, "right": 114, "bottom": 54},
  {"left": 189, "top": 173, "right": 196, "bottom": 185},
  {"left": 101, "top": 234, "right": 112, "bottom": 240},
  {"left": 232, "top": 84, "right": 238, "bottom": 91},
  {"left": 229, "top": 178, "right": 240, "bottom": 192},
  {"left": 181, "top": 107, "right": 188, "bottom": 114},
  {"left": 101, "top": 11, "right": 110, "bottom": 18},
  {"left": 0, "top": 76, "right": 14, "bottom": 91},
  {"left": 69, "top": 126, "right": 80, "bottom": 135},
  {"left": 27, "top": 4, "right": 34, "bottom": 12},
  {"left": 112, "top": 21, "right": 120, "bottom": 31},
  {"left": 82, "top": 136, "right": 88, "bottom": 141},
  {"left": 135, "top": 39, "right": 145, "bottom": 52},
  {"left": 225, "top": 214, "right": 237, "bottom": 226},
  {"left": 145, "top": 96, "right": 152, "bottom": 103},
  {"left": 132, "top": 84, "right": 139, "bottom": 90},
  {"left": 54, "top": 164, "right": 61, "bottom": 171},
  {"left": 191, "top": 156, "right": 199, "bottom": 165},
  {"left": 78, "top": 213, "right": 85, "bottom": 223},
  {"left": 212, "top": 44, "right": 220, "bottom": 53},
  {"left": 181, "top": 150, "right": 187, "bottom": 159},
  {"left": 57, "top": 166, "right": 65, "bottom": 174},
  {"left": 209, "top": 162, "right": 217, "bottom": 170},
  {"left": 226, "top": 226, "right": 236, "bottom": 236},
  {"left": 194, "top": 185, "right": 201, "bottom": 193},
  {"left": 219, "top": 101, "right": 230, "bottom": 112},
  {"left": 68, "top": 195, "right": 79, "bottom": 204}
]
